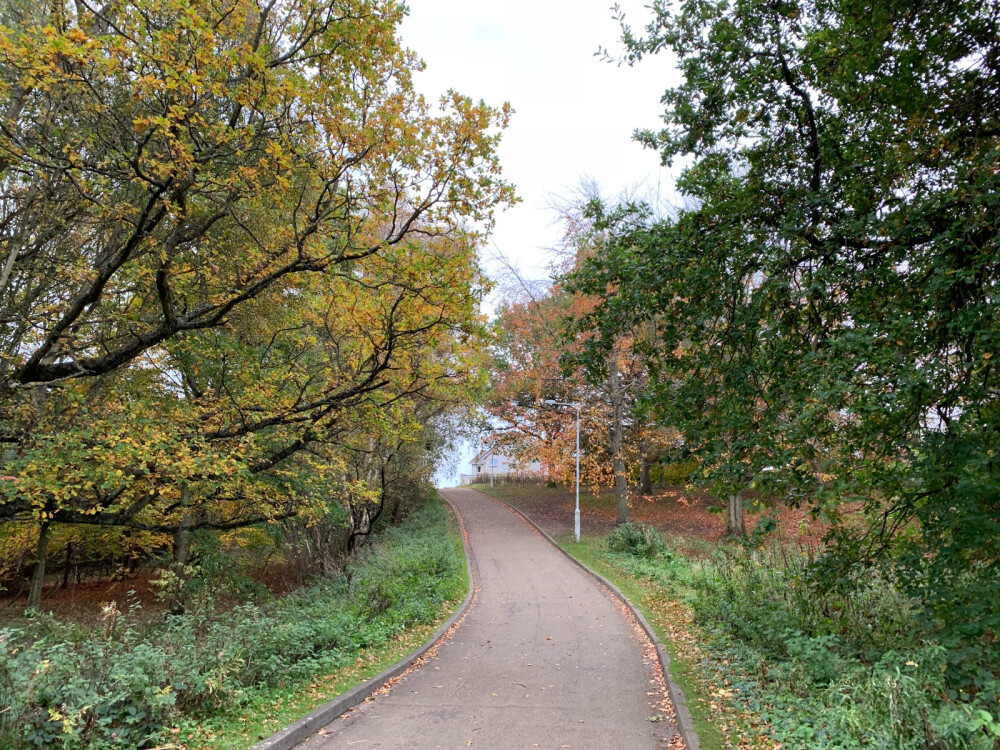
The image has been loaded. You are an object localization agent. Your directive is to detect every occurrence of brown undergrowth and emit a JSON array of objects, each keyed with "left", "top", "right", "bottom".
[
  {"left": 0, "top": 563, "right": 303, "bottom": 626},
  {"left": 479, "top": 482, "right": 830, "bottom": 553}
]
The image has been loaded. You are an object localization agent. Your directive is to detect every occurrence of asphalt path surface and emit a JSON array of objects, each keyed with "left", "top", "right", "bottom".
[{"left": 298, "top": 487, "right": 677, "bottom": 749}]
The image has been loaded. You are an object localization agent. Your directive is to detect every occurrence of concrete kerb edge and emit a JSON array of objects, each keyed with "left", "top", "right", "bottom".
[
  {"left": 250, "top": 494, "right": 478, "bottom": 750},
  {"left": 488, "top": 492, "right": 701, "bottom": 750}
]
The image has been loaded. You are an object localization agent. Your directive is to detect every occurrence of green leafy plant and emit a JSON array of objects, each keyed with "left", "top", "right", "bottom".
[
  {"left": 606, "top": 522, "right": 671, "bottom": 560},
  {"left": 0, "top": 499, "right": 465, "bottom": 749},
  {"left": 602, "top": 538, "right": 998, "bottom": 749}
]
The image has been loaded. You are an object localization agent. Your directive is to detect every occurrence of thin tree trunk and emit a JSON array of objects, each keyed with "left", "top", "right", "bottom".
[
  {"left": 726, "top": 493, "right": 746, "bottom": 537},
  {"left": 171, "top": 485, "right": 194, "bottom": 565},
  {"left": 169, "top": 488, "right": 194, "bottom": 615},
  {"left": 26, "top": 353, "right": 55, "bottom": 609},
  {"left": 60, "top": 542, "right": 73, "bottom": 590},
  {"left": 27, "top": 522, "right": 52, "bottom": 611},
  {"left": 609, "top": 356, "right": 630, "bottom": 526}
]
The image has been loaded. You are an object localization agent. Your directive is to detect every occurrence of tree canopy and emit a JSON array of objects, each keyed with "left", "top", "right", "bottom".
[
  {"left": 0, "top": 0, "right": 512, "bottom": 606},
  {"left": 569, "top": 0, "right": 999, "bottom": 663}
]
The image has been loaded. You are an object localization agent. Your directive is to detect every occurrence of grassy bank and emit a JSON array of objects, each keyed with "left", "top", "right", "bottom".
[
  {"left": 0, "top": 495, "right": 468, "bottom": 750},
  {"left": 478, "top": 484, "right": 999, "bottom": 750}
]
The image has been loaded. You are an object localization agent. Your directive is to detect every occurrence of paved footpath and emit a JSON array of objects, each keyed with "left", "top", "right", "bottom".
[{"left": 298, "top": 488, "right": 678, "bottom": 749}]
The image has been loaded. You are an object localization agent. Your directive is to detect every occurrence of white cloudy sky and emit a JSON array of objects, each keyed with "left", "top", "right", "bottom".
[
  {"left": 399, "top": 0, "right": 682, "bottom": 285},
  {"left": 397, "top": 1, "right": 683, "bottom": 484}
]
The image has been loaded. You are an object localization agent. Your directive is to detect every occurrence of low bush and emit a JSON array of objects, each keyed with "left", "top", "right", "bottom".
[
  {"left": 0, "top": 498, "right": 465, "bottom": 749},
  {"left": 606, "top": 522, "right": 672, "bottom": 560},
  {"left": 594, "top": 538, "right": 999, "bottom": 749},
  {"left": 687, "top": 547, "right": 999, "bottom": 748}
]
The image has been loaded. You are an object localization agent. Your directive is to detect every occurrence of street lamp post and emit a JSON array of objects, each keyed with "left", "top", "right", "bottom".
[{"left": 544, "top": 400, "right": 581, "bottom": 543}]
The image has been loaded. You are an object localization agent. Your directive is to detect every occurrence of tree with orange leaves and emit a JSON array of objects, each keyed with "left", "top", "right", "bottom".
[{"left": 485, "top": 198, "right": 664, "bottom": 525}]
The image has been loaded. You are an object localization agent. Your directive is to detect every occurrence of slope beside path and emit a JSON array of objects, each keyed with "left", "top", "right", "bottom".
[{"left": 297, "top": 487, "right": 679, "bottom": 749}]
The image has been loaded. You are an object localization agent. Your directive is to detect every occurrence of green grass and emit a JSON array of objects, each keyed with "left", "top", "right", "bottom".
[
  {"left": 181, "top": 496, "right": 469, "bottom": 749},
  {"left": 0, "top": 494, "right": 469, "bottom": 750},
  {"left": 178, "top": 607, "right": 460, "bottom": 749}
]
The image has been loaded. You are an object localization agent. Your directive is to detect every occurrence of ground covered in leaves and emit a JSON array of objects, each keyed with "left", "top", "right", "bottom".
[{"left": 479, "top": 482, "right": 826, "bottom": 553}]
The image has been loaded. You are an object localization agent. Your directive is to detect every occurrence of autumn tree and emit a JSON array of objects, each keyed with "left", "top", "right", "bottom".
[
  {"left": 0, "top": 0, "right": 511, "bottom": 608},
  {"left": 487, "top": 227, "right": 655, "bottom": 526},
  {"left": 487, "top": 285, "right": 584, "bottom": 478}
]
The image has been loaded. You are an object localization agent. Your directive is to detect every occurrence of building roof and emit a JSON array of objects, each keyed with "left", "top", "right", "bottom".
[{"left": 469, "top": 446, "right": 496, "bottom": 465}]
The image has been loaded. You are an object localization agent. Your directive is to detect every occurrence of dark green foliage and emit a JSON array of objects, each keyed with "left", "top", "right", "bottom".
[
  {"left": 652, "top": 460, "right": 697, "bottom": 487},
  {"left": 688, "top": 547, "right": 1000, "bottom": 749},
  {"left": 598, "top": 541, "right": 1000, "bottom": 748},
  {"left": 0, "top": 500, "right": 464, "bottom": 749},
  {"left": 694, "top": 546, "right": 913, "bottom": 667},
  {"left": 606, "top": 522, "right": 672, "bottom": 560},
  {"left": 567, "top": 0, "right": 1000, "bottom": 689}
]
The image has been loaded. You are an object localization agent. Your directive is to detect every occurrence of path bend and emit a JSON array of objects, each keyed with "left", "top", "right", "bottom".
[{"left": 298, "top": 487, "right": 678, "bottom": 749}]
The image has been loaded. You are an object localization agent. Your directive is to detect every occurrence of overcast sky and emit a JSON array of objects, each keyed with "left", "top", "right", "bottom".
[
  {"left": 399, "top": 0, "right": 682, "bottom": 286},
  {"left": 398, "top": 1, "right": 682, "bottom": 484}
]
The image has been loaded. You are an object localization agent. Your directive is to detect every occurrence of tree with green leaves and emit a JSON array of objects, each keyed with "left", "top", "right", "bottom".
[{"left": 573, "top": 0, "right": 999, "bottom": 668}]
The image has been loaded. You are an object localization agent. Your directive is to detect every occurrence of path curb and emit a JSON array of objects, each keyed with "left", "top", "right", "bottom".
[
  {"left": 250, "top": 495, "right": 478, "bottom": 750},
  {"left": 487, "top": 490, "right": 701, "bottom": 750}
]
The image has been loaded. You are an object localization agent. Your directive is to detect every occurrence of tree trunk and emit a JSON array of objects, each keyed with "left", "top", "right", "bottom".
[
  {"left": 726, "top": 493, "right": 746, "bottom": 537},
  {"left": 609, "top": 356, "right": 630, "bottom": 526},
  {"left": 172, "top": 512, "right": 193, "bottom": 566},
  {"left": 26, "top": 345, "right": 59, "bottom": 611},
  {"left": 346, "top": 502, "right": 371, "bottom": 553},
  {"left": 640, "top": 455, "right": 653, "bottom": 494},
  {"left": 26, "top": 522, "right": 52, "bottom": 611},
  {"left": 60, "top": 542, "right": 73, "bottom": 590},
  {"left": 169, "top": 488, "right": 195, "bottom": 615},
  {"left": 171, "top": 484, "right": 195, "bottom": 565}
]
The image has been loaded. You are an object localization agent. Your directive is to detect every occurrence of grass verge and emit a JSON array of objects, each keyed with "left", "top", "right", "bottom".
[
  {"left": 180, "top": 495, "right": 469, "bottom": 749},
  {"left": 0, "top": 494, "right": 468, "bottom": 750}
]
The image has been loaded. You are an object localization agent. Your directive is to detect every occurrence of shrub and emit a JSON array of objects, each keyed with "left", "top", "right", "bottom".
[
  {"left": 0, "top": 498, "right": 465, "bottom": 749},
  {"left": 0, "top": 603, "right": 179, "bottom": 749},
  {"left": 685, "top": 543, "right": 998, "bottom": 748},
  {"left": 606, "top": 522, "right": 671, "bottom": 559}
]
